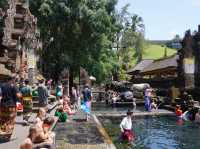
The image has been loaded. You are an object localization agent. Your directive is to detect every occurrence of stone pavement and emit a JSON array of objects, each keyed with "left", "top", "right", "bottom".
[
  {"left": 0, "top": 103, "right": 174, "bottom": 149},
  {"left": 55, "top": 113, "right": 116, "bottom": 149},
  {"left": 0, "top": 116, "right": 29, "bottom": 149},
  {"left": 92, "top": 103, "right": 174, "bottom": 117},
  {"left": 0, "top": 110, "right": 116, "bottom": 149},
  {"left": 0, "top": 107, "right": 56, "bottom": 149}
]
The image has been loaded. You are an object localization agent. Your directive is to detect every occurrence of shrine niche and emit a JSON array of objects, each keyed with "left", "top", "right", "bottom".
[
  {"left": 0, "top": 0, "right": 40, "bottom": 83},
  {"left": 180, "top": 30, "right": 195, "bottom": 89},
  {"left": 61, "top": 68, "right": 70, "bottom": 96},
  {"left": 80, "top": 67, "right": 91, "bottom": 91}
]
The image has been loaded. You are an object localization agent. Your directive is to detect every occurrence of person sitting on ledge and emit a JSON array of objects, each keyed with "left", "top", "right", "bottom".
[
  {"left": 63, "top": 95, "right": 75, "bottom": 115},
  {"left": 33, "top": 108, "right": 55, "bottom": 148},
  {"left": 20, "top": 125, "right": 55, "bottom": 149},
  {"left": 34, "top": 108, "right": 46, "bottom": 128},
  {"left": 120, "top": 109, "right": 135, "bottom": 142},
  {"left": 55, "top": 105, "right": 68, "bottom": 122},
  {"left": 20, "top": 126, "right": 38, "bottom": 149}
]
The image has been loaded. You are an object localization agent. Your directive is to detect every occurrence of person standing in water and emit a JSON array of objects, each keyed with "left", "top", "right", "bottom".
[
  {"left": 144, "top": 88, "right": 153, "bottom": 111},
  {"left": 120, "top": 109, "right": 135, "bottom": 142}
]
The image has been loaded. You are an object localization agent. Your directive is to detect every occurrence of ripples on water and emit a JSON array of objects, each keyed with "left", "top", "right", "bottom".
[{"left": 100, "top": 116, "right": 200, "bottom": 149}]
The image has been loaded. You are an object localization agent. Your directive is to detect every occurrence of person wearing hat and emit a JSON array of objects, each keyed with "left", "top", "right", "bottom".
[{"left": 120, "top": 109, "right": 135, "bottom": 142}]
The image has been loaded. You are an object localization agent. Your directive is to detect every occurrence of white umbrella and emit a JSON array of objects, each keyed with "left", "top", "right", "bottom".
[{"left": 89, "top": 76, "right": 96, "bottom": 81}]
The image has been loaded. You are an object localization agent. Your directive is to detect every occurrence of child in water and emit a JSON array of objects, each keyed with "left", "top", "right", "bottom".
[{"left": 175, "top": 105, "right": 183, "bottom": 117}]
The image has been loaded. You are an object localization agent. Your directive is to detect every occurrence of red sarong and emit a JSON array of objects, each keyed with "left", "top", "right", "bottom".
[
  {"left": 0, "top": 105, "right": 17, "bottom": 141},
  {"left": 121, "top": 129, "right": 135, "bottom": 142}
]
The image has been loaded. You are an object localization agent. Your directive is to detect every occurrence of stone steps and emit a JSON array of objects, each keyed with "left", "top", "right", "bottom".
[{"left": 57, "top": 143, "right": 114, "bottom": 149}]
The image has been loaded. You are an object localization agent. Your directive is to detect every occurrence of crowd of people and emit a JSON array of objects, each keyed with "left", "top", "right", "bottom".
[
  {"left": 2, "top": 76, "right": 200, "bottom": 147},
  {"left": 0, "top": 75, "right": 93, "bottom": 148},
  {"left": 175, "top": 92, "right": 200, "bottom": 124},
  {"left": 118, "top": 89, "right": 200, "bottom": 144}
]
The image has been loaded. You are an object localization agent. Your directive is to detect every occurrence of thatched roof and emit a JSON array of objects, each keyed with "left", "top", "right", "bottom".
[
  {"left": 141, "top": 54, "right": 179, "bottom": 75},
  {"left": 127, "top": 59, "right": 154, "bottom": 75}
]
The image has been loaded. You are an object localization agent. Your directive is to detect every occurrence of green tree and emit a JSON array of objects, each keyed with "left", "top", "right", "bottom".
[
  {"left": 131, "top": 14, "right": 145, "bottom": 33},
  {"left": 29, "top": 0, "right": 119, "bottom": 84},
  {"left": 0, "top": 0, "right": 7, "bottom": 9}
]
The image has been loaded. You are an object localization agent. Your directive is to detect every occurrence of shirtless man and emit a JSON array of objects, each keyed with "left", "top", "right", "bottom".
[{"left": 20, "top": 126, "right": 37, "bottom": 149}]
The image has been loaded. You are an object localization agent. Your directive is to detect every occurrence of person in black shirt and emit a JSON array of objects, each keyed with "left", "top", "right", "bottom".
[{"left": 0, "top": 76, "right": 20, "bottom": 141}]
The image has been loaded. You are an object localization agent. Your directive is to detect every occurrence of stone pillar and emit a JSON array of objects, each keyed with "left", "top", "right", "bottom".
[
  {"left": 61, "top": 68, "right": 69, "bottom": 96},
  {"left": 79, "top": 67, "right": 90, "bottom": 92},
  {"left": 181, "top": 30, "right": 195, "bottom": 89},
  {"left": 27, "top": 49, "right": 37, "bottom": 85},
  {"left": 193, "top": 25, "right": 200, "bottom": 88}
]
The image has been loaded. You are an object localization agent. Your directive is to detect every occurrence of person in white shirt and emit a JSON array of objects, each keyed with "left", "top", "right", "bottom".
[{"left": 120, "top": 109, "right": 135, "bottom": 142}]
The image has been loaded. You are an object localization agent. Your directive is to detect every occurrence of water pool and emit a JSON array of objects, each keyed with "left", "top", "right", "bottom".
[{"left": 100, "top": 116, "right": 200, "bottom": 149}]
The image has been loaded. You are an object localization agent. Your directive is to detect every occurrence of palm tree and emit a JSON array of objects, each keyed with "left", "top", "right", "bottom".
[
  {"left": 131, "top": 14, "right": 145, "bottom": 33},
  {"left": 134, "top": 32, "right": 145, "bottom": 63},
  {"left": 131, "top": 15, "right": 145, "bottom": 63}
]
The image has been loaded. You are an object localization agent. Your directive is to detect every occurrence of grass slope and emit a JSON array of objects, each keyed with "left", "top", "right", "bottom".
[{"left": 143, "top": 44, "right": 177, "bottom": 60}]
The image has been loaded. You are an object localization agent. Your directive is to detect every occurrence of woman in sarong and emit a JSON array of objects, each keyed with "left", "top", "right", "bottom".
[
  {"left": 0, "top": 77, "right": 20, "bottom": 141},
  {"left": 144, "top": 88, "right": 153, "bottom": 111}
]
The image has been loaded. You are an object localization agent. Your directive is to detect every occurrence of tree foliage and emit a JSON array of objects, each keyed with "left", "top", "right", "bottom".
[
  {"left": 114, "top": 5, "right": 145, "bottom": 80},
  {"left": 29, "top": 0, "right": 146, "bottom": 83},
  {"left": 29, "top": 0, "right": 119, "bottom": 83},
  {"left": 0, "top": 0, "right": 7, "bottom": 9}
]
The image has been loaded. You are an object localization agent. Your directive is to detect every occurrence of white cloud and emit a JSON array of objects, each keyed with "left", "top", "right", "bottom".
[{"left": 169, "top": 30, "right": 177, "bottom": 39}]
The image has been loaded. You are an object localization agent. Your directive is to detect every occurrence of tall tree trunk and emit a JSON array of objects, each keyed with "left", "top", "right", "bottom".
[{"left": 69, "top": 66, "right": 74, "bottom": 96}]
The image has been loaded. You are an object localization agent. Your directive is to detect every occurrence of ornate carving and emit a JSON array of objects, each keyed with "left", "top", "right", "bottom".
[{"left": 0, "top": 0, "right": 40, "bottom": 81}]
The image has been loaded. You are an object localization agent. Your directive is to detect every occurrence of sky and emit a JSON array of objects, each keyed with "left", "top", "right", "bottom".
[{"left": 117, "top": 0, "right": 200, "bottom": 40}]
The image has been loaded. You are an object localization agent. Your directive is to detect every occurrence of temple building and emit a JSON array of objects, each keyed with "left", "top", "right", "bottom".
[
  {"left": 0, "top": 0, "right": 40, "bottom": 83},
  {"left": 128, "top": 25, "right": 200, "bottom": 99}
]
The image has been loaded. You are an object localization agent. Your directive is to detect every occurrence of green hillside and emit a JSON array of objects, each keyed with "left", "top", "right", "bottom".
[{"left": 143, "top": 44, "right": 177, "bottom": 60}]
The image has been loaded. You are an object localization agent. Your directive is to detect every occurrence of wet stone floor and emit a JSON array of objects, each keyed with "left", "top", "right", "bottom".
[{"left": 55, "top": 118, "right": 104, "bottom": 147}]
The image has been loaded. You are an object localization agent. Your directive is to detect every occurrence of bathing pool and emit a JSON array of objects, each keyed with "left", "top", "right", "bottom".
[{"left": 99, "top": 116, "right": 200, "bottom": 149}]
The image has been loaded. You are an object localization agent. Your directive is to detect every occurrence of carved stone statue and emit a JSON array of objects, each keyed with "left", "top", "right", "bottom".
[{"left": 0, "top": 0, "right": 40, "bottom": 82}]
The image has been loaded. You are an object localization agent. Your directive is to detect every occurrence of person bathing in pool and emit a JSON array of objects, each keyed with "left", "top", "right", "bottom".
[{"left": 120, "top": 109, "right": 135, "bottom": 143}]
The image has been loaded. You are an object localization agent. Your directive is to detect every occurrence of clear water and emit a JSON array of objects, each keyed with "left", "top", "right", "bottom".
[{"left": 100, "top": 116, "right": 200, "bottom": 149}]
